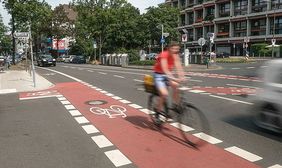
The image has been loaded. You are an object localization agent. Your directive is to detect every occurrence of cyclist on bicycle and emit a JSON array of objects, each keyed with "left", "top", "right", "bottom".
[{"left": 153, "top": 42, "right": 185, "bottom": 121}]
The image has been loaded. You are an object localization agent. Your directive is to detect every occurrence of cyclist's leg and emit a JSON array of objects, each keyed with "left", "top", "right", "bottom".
[
  {"left": 169, "top": 80, "right": 180, "bottom": 105},
  {"left": 154, "top": 73, "right": 169, "bottom": 113}
]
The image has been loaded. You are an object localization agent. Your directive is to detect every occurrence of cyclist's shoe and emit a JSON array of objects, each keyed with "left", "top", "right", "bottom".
[{"left": 153, "top": 108, "right": 162, "bottom": 125}]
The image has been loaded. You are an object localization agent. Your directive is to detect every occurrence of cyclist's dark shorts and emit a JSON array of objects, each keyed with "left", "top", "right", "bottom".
[{"left": 154, "top": 72, "right": 168, "bottom": 90}]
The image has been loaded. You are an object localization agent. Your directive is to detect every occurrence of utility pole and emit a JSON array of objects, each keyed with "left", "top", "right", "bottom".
[{"left": 29, "top": 23, "right": 36, "bottom": 87}]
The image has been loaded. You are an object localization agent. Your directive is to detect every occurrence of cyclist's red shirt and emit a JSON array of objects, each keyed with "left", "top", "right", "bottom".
[{"left": 154, "top": 51, "right": 174, "bottom": 74}]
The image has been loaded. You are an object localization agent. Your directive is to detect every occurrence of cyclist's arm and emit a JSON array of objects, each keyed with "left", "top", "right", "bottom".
[
  {"left": 173, "top": 54, "right": 185, "bottom": 79},
  {"left": 160, "top": 58, "right": 175, "bottom": 80}
]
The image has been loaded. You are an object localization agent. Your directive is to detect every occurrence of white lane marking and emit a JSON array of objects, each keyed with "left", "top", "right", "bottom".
[
  {"left": 189, "top": 90, "right": 206, "bottom": 93},
  {"left": 261, "top": 66, "right": 268, "bottom": 68},
  {"left": 20, "top": 95, "right": 59, "bottom": 100},
  {"left": 247, "top": 67, "right": 255, "bottom": 69},
  {"left": 58, "top": 97, "right": 67, "bottom": 101},
  {"left": 134, "top": 79, "right": 143, "bottom": 82},
  {"left": 112, "top": 96, "right": 122, "bottom": 100},
  {"left": 119, "top": 99, "right": 131, "bottom": 104},
  {"left": 106, "top": 93, "right": 114, "bottom": 97},
  {"left": 56, "top": 95, "right": 63, "bottom": 97},
  {"left": 105, "top": 150, "right": 132, "bottom": 167},
  {"left": 193, "top": 133, "right": 223, "bottom": 144},
  {"left": 137, "top": 88, "right": 145, "bottom": 91},
  {"left": 96, "top": 88, "right": 102, "bottom": 91},
  {"left": 0, "top": 89, "right": 17, "bottom": 94},
  {"left": 87, "top": 70, "right": 94, "bottom": 72},
  {"left": 179, "top": 87, "right": 192, "bottom": 91},
  {"left": 37, "top": 67, "right": 82, "bottom": 82},
  {"left": 210, "top": 95, "right": 253, "bottom": 105},
  {"left": 99, "top": 72, "right": 107, "bottom": 75},
  {"left": 68, "top": 110, "right": 82, "bottom": 116},
  {"left": 91, "top": 86, "right": 97, "bottom": 89},
  {"left": 64, "top": 105, "right": 76, "bottom": 110},
  {"left": 139, "top": 109, "right": 153, "bottom": 114},
  {"left": 200, "top": 92, "right": 211, "bottom": 95},
  {"left": 189, "top": 79, "right": 203, "bottom": 82},
  {"left": 100, "top": 90, "right": 108, "bottom": 94},
  {"left": 74, "top": 116, "right": 89, "bottom": 124},
  {"left": 129, "top": 104, "right": 143, "bottom": 109},
  {"left": 82, "top": 125, "right": 100, "bottom": 134},
  {"left": 231, "top": 68, "right": 240, "bottom": 70},
  {"left": 92, "top": 135, "right": 114, "bottom": 148},
  {"left": 61, "top": 100, "right": 71, "bottom": 105},
  {"left": 225, "top": 146, "right": 263, "bottom": 162},
  {"left": 114, "top": 75, "right": 125, "bottom": 79},
  {"left": 170, "top": 122, "right": 194, "bottom": 132},
  {"left": 268, "top": 164, "right": 282, "bottom": 168},
  {"left": 226, "top": 84, "right": 259, "bottom": 89}
]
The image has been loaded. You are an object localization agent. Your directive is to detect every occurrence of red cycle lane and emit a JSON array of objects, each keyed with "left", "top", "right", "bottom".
[{"left": 23, "top": 82, "right": 261, "bottom": 168}]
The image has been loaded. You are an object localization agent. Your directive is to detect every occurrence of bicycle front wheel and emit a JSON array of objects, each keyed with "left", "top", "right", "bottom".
[{"left": 176, "top": 103, "right": 209, "bottom": 146}]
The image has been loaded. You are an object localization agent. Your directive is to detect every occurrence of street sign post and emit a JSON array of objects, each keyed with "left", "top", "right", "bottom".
[
  {"left": 198, "top": 38, "right": 206, "bottom": 64},
  {"left": 182, "top": 34, "right": 188, "bottom": 42},
  {"left": 163, "top": 33, "right": 170, "bottom": 38},
  {"left": 14, "top": 32, "right": 29, "bottom": 38}
]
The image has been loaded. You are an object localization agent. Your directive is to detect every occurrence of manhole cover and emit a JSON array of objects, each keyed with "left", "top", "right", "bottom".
[{"left": 86, "top": 100, "right": 107, "bottom": 105}]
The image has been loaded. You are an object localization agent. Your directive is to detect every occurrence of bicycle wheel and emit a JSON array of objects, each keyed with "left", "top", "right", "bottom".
[
  {"left": 147, "top": 94, "right": 169, "bottom": 126},
  {"left": 176, "top": 102, "right": 209, "bottom": 146},
  {"left": 90, "top": 107, "right": 105, "bottom": 115}
]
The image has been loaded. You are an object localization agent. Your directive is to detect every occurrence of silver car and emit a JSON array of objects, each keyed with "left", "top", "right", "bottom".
[{"left": 252, "top": 59, "right": 282, "bottom": 133}]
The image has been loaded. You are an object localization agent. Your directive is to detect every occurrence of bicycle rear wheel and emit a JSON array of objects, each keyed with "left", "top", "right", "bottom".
[
  {"left": 176, "top": 103, "right": 209, "bottom": 146},
  {"left": 148, "top": 94, "right": 169, "bottom": 126}
]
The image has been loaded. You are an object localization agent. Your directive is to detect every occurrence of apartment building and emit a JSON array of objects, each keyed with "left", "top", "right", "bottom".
[{"left": 166, "top": 0, "right": 282, "bottom": 57}]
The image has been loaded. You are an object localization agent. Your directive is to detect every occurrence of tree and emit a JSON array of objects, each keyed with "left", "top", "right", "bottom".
[
  {"left": 0, "top": 14, "right": 12, "bottom": 55},
  {"left": 251, "top": 43, "right": 271, "bottom": 57}
]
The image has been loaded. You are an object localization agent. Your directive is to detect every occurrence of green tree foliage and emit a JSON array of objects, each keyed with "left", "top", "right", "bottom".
[
  {"left": 251, "top": 43, "right": 271, "bottom": 57},
  {"left": 0, "top": 14, "right": 12, "bottom": 54}
]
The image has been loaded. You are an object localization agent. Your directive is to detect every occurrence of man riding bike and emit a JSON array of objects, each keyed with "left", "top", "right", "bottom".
[{"left": 153, "top": 42, "right": 185, "bottom": 123}]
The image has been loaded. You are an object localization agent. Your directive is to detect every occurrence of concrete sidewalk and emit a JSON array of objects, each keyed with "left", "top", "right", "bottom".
[{"left": 0, "top": 70, "right": 53, "bottom": 94}]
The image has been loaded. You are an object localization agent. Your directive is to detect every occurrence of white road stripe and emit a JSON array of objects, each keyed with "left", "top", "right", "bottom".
[
  {"left": 68, "top": 110, "right": 82, "bottom": 116},
  {"left": 247, "top": 67, "right": 255, "bottom": 69},
  {"left": 231, "top": 68, "right": 240, "bottom": 70},
  {"left": 64, "top": 105, "right": 76, "bottom": 110},
  {"left": 226, "top": 84, "right": 259, "bottom": 89},
  {"left": 82, "top": 125, "right": 100, "bottom": 134},
  {"left": 225, "top": 146, "right": 262, "bottom": 162},
  {"left": 119, "top": 99, "right": 131, "bottom": 104},
  {"left": 87, "top": 70, "right": 94, "bottom": 72},
  {"left": 193, "top": 133, "right": 223, "bottom": 144},
  {"left": 139, "top": 109, "right": 153, "bottom": 114},
  {"left": 106, "top": 93, "right": 114, "bottom": 97},
  {"left": 61, "top": 100, "right": 71, "bottom": 105},
  {"left": 20, "top": 95, "right": 58, "bottom": 100},
  {"left": 137, "top": 88, "right": 145, "bottom": 91},
  {"left": 210, "top": 95, "right": 253, "bottom": 105},
  {"left": 268, "top": 164, "right": 282, "bottom": 168},
  {"left": 112, "top": 96, "right": 122, "bottom": 100},
  {"left": 189, "top": 79, "right": 203, "bottom": 82},
  {"left": 114, "top": 75, "right": 125, "bottom": 79},
  {"left": 74, "top": 116, "right": 89, "bottom": 124},
  {"left": 0, "top": 89, "right": 17, "bottom": 94},
  {"left": 96, "top": 88, "right": 102, "bottom": 91},
  {"left": 37, "top": 67, "right": 82, "bottom": 82},
  {"left": 129, "top": 104, "right": 143, "bottom": 109},
  {"left": 92, "top": 135, "right": 114, "bottom": 148},
  {"left": 105, "top": 150, "right": 132, "bottom": 167},
  {"left": 58, "top": 97, "right": 67, "bottom": 101},
  {"left": 134, "top": 79, "right": 143, "bottom": 82},
  {"left": 56, "top": 95, "right": 63, "bottom": 97},
  {"left": 170, "top": 122, "right": 194, "bottom": 132},
  {"left": 189, "top": 90, "right": 206, "bottom": 93},
  {"left": 261, "top": 66, "right": 268, "bottom": 68},
  {"left": 99, "top": 72, "right": 107, "bottom": 75},
  {"left": 100, "top": 90, "right": 108, "bottom": 94},
  {"left": 179, "top": 87, "right": 192, "bottom": 91}
]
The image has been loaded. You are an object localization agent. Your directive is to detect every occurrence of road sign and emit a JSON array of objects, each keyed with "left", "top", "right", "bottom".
[
  {"left": 160, "top": 38, "right": 165, "bottom": 44},
  {"left": 244, "top": 37, "right": 250, "bottom": 43},
  {"left": 198, "top": 38, "right": 206, "bottom": 46},
  {"left": 163, "top": 33, "right": 170, "bottom": 37},
  {"left": 272, "top": 39, "right": 276, "bottom": 45},
  {"left": 207, "top": 32, "right": 215, "bottom": 39},
  {"left": 14, "top": 32, "right": 29, "bottom": 38},
  {"left": 182, "top": 34, "right": 188, "bottom": 42}
]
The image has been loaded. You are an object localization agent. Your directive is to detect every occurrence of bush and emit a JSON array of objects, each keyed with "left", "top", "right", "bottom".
[
  {"left": 215, "top": 58, "right": 256, "bottom": 63},
  {"left": 129, "top": 60, "right": 155, "bottom": 65}
]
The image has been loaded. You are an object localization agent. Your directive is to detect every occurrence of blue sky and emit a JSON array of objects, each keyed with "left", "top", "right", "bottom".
[{"left": 0, "top": 0, "right": 163, "bottom": 26}]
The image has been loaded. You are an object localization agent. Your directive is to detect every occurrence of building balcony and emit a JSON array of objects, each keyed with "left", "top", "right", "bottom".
[
  {"left": 217, "top": 32, "right": 229, "bottom": 36},
  {"left": 196, "top": 18, "right": 204, "bottom": 23}
]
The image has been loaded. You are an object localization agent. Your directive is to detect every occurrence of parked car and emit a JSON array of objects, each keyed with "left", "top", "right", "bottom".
[
  {"left": 64, "top": 55, "right": 76, "bottom": 63},
  {"left": 57, "top": 55, "right": 66, "bottom": 62},
  {"left": 251, "top": 59, "right": 282, "bottom": 133},
  {"left": 146, "top": 53, "right": 158, "bottom": 60},
  {"left": 70, "top": 55, "right": 86, "bottom": 64},
  {"left": 37, "top": 54, "right": 56, "bottom": 67},
  {"left": 216, "top": 52, "right": 230, "bottom": 58}
]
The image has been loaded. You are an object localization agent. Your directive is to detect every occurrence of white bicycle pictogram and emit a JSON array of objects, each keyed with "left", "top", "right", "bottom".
[{"left": 90, "top": 105, "right": 127, "bottom": 118}]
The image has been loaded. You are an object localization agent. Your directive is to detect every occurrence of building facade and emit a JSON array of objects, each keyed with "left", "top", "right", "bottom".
[{"left": 165, "top": 0, "right": 282, "bottom": 57}]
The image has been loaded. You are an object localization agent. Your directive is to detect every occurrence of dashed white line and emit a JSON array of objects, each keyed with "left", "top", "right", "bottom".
[
  {"left": 112, "top": 96, "right": 122, "bottom": 100},
  {"left": 100, "top": 90, "right": 108, "bottom": 94},
  {"left": 58, "top": 97, "right": 67, "bottom": 101},
  {"left": 231, "top": 68, "right": 241, "bottom": 70},
  {"left": 210, "top": 95, "right": 253, "bottom": 105},
  {"left": 170, "top": 122, "right": 194, "bottom": 132},
  {"left": 193, "top": 132, "right": 223, "bottom": 144},
  {"left": 61, "top": 100, "right": 71, "bottom": 105},
  {"left": 139, "top": 109, "right": 153, "bottom": 114},
  {"left": 105, "top": 150, "right": 132, "bottom": 167},
  {"left": 64, "top": 105, "right": 76, "bottom": 110},
  {"left": 82, "top": 125, "right": 100, "bottom": 134},
  {"left": 87, "top": 70, "right": 94, "bottom": 72},
  {"left": 129, "top": 104, "right": 143, "bottom": 109},
  {"left": 68, "top": 110, "right": 82, "bottom": 116},
  {"left": 96, "top": 88, "right": 102, "bottom": 91},
  {"left": 92, "top": 135, "right": 114, "bottom": 148},
  {"left": 119, "top": 99, "right": 131, "bottom": 104},
  {"left": 74, "top": 116, "right": 89, "bottom": 124},
  {"left": 247, "top": 67, "right": 255, "bottom": 69},
  {"left": 99, "top": 72, "right": 107, "bottom": 75},
  {"left": 106, "top": 93, "right": 114, "bottom": 97},
  {"left": 189, "top": 90, "right": 206, "bottom": 93},
  {"left": 114, "top": 75, "right": 125, "bottom": 79},
  {"left": 0, "top": 89, "right": 17, "bottom": 94},
  {"left": 261, "top": 66, "right": 268, "bottom": 68},
  {"left": 189, "top": 79, "right": 203, "bottom": 82},
  {"left": 134, "top": 79, "right": 143, "bottom": 82},
  {"left": 225, "top": 146, "right": 263, "bottom": 162},
  {"left": 268, "top": 164, "right": 282, "bottom": 168},
  {"left": 226, "top": 84, "right": 259, "bottom": 89},
  {"left": 179, "top": 87, "right": 192, "bottom": 91}
]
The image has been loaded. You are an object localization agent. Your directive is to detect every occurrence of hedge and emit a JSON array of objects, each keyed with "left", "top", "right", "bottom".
[
  {"left": 129, "top": 60, "right": 155, "bottom": 65},
  {"left": 215, "top": 58, "right": 256, "bottom": 63}
]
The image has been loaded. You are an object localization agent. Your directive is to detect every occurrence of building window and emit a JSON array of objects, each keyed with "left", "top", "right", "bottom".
[
  {"left": 205, "top": 26, "right": 214, "bottom": 34},
  {"left": 180, "top": 0, "right": 186, "bottom": 9},
  {"left": 198, "top": 0, "right": 203, "bottom": 4},
  {"left": 234, "top": 21, "right": 247, "bottom": 37},
  {"left": 251, "top": 19, "right": 266, "bottom": 36},
  {"left": 196, "top": 10, "right": 203, "bottom": 23},
  {"left": 204, "top": 7, "right": 215, "bottom": 21},
  {"left": 196, "top": 28, "right": 203, "bottom": 39},
  {"left": 217, "top": 23, "right": 230, "bottom": 38},
  {"left": 188, "top": 29, "right": 194, "bottom": 41},
  {"left": 234, "top": 0, "right": 248, "bottom": 16},
  {"left": 270, "top": 17, "right": 282, "bottom": 34},
  {"left": 188, "top": 12, "right": 194, "bottom": 25},
  {"left": 272, "top": 0, "right": 282, "bottom": 10},
  {"left": 219, "top": 3, "right": 230, "bottom": 17},
  {"left": 180, "top": 14, "right": 186, "bottom": 26},
  {"left": 252, "top": 0, "right": 267, "bottom": 13},
  {"left": 187, "top": 0, "right": 194, "bottom": 7}
]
